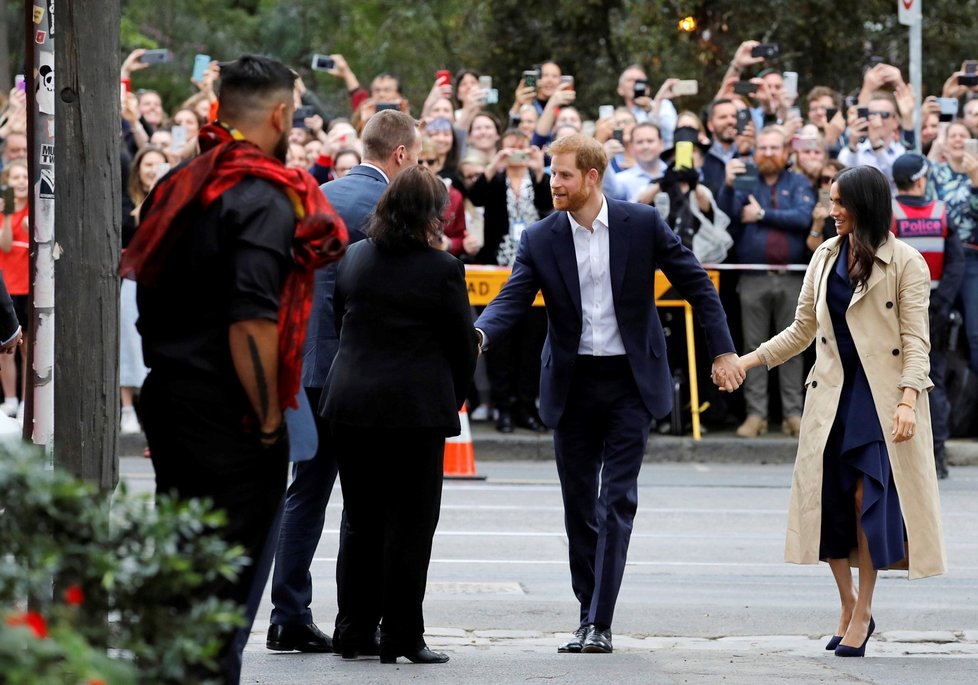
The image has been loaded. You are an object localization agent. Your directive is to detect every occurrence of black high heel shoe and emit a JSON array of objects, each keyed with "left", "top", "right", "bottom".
[
  {"left": 824, "top": 635, "right": 842, "bottom": 651},
  {"left": 834, "top": 616, "right": 875, "bottom": 657},
  {"left": 380, "top": 644, "right": 449, "bottom": 664}
]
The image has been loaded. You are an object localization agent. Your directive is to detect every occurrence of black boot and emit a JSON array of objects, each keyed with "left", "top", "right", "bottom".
[{"left": 936, "top": 450, "right": 949, "bottom": 480}]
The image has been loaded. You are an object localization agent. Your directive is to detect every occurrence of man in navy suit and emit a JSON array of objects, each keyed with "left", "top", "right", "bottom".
[
  {"left": 266, "top": 110, "right": 421, "bottom": 654},
  {"left": 475, "top": 134, "right": 744, "bottom": 654}
]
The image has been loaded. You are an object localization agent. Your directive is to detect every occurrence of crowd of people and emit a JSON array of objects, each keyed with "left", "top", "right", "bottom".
[{"left": 85, "top": 36, "right": 978, "bottom": 681}]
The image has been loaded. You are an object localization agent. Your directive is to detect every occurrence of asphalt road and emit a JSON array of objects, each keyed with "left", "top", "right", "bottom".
[{"left": 122, "top": 457, "right": 978, "bottom": 683}]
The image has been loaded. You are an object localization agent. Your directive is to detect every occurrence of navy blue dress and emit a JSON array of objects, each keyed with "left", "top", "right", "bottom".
[{"left": 819, "top": 240, "right": 907, "bottom": 569}]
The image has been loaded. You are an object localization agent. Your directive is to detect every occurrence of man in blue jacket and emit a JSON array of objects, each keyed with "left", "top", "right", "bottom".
[
  {"left": 476, "top": 134, "right": 743, "bottom": 654},
  {"left": 718, "top": 126, "right": 816, "bottom": 438}
]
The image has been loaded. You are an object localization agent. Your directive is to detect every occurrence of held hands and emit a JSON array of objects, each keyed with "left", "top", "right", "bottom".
[
  {"left": 891, "top": 403, "right": 917, "bottom": 443},
  {"left": 711, "top": 353, "right": 746, "bottom": 393}
]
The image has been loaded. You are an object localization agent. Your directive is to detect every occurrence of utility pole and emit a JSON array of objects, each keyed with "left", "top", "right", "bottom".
[{"left": 42, "top": 0, "right": 121, "bottom": 488}]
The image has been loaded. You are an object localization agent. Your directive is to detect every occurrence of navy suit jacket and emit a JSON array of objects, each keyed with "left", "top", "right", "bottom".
[
  {"left": 475, "top": 197, "right": 736, "bottom": 426},
  {"left": 302, "top": 164, "right": 388, "bottom": 388}
]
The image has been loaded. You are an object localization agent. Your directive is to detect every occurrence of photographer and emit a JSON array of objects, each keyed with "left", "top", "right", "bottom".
[
  {"left": 839, "top": 90, "right": 909, "bottom": 190},
  {"left": 616, "top": 65, "right": 680, "bottom": 147}
]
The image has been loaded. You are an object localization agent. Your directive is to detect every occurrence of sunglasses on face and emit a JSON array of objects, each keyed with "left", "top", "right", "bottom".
[
  {"left": 867, "top": 111, "right": 892, "bottom": 119},
  {"left": 819, "top": 175, "right": 835, "bottom": 186},
  {"left": 419, "top": 158, "right": 439, "bottom": 166}
]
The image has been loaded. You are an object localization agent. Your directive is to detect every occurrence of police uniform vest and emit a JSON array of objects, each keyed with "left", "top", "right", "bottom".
[{"left": 890, "top": 199, "right": 947, "bottom": 287}]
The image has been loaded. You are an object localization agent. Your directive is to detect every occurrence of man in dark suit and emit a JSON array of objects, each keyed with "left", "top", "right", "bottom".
[
  {"left": 475, "top": 134, "right": 744, "bottom": 654},
  {"left": 0, "top": 277, "right": 23, "bottom": 356},
  {"left": 266, "top": 109, "right": 421, "bottom": 654}
]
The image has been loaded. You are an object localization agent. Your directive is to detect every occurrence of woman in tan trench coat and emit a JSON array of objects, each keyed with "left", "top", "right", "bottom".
[{"left": 719, "top": 166, "right": 946, "bottom": 657}]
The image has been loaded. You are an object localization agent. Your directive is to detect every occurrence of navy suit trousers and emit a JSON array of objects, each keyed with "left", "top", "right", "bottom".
[{"left": 553, "top": 355, "right": 652, "bottom": 629}]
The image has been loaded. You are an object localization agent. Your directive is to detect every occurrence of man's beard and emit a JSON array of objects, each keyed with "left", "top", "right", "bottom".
[
  {"left": 556, "top": 184, "right": 590, "bottom": 212},
  {"left": 756, "top": 155, "right": 786, "bottom": 177},
  {"left": 273, "top": 130, "right": 290, "bottom": 163}
]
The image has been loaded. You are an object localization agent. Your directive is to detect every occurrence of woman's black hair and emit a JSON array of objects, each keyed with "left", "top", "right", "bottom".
[
  {"left": 834, "top": 165, "right": 892, "bottom": 291},
  {"left": 367, "top": 166, "right": 448, "bottom": 251}
]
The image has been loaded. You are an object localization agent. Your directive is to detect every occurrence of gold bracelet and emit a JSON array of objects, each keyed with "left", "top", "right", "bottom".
[{"left": 897, "top": 401, "right": 915, "bottom": 411}]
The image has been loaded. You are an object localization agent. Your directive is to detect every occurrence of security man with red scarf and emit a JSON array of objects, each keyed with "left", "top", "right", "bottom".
[
  {"left": 891, "top": 153, "right": 964, "bottom": 479},
  {"left": 119, "top": 55, "right": 347, "bottom": 683}
]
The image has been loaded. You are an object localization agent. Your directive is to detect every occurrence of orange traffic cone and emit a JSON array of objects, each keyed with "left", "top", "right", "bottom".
[{"left": 443, "top": 403, "right": 485, "bottom": 480}]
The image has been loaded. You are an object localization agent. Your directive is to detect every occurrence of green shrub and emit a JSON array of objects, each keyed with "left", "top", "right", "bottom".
[{"left": 0, "top": 442, "right": 249, "bottom": 684}]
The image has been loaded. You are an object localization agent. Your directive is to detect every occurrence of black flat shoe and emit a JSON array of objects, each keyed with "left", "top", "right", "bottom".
[
  {"left": 557, "top": 624, "right": 591, "bottom": 653},
  {"left": 581, "top": 626, "right": 613, "bottom": 653},
  {"left": 496, "top": 410, "right": 515, "bottom": 433},
  {"left": 266, "top": 623, "right": 332, "bottom": 652},
  {"left": 380, "top": 645, "right": 449, "bottom": 664},
  {"left": 835, "top": 616, "right": 875, "bottom": 657},
  {"left": 824, "top": 635, "right": 842, "bottom": 651}
]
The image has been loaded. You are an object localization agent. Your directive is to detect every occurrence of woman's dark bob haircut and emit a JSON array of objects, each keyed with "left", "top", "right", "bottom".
[{"left": 367, "top": 165, "right": 448, "bottom": 251}]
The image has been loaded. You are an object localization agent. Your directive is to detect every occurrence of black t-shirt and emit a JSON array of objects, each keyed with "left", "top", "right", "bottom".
[{"left": 136, "top": 175, "right": 295, "bottom": 384}]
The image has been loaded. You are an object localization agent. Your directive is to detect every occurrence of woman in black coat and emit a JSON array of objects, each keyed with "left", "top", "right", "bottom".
[{"left": 321, "top": 165, "right": 478, "bottom": 664}]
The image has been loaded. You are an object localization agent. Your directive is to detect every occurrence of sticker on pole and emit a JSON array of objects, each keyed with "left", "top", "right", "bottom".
[{"left": 898, "top": 0, "right": 921, "bottom": 25}]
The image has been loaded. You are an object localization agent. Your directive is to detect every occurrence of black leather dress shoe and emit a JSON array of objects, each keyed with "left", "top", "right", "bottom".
[
  {"left": 496, "top": 410, "right": 515, "bottom": 433},
  {"left": 581, "top": 626, "right": 613, "bottom": 653},
  {"left": 557, "top": 624, "right": 591, "bottom": 653},
  {"left": 266, "top": 623, "right": 332, "bottom": 652},
  {"left": 516, "top": 412, "right": 548, "bottom": 432},
  {"left": 336, "top": 631, "right": 381, "bottom": 659},
  {"left": 380, "top": 645, "right": 449, "bottom": 664}
]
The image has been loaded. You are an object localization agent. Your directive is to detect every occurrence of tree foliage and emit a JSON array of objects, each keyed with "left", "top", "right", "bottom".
[{"left": 110, "top": 0, "right": 978, "bottom": 121}]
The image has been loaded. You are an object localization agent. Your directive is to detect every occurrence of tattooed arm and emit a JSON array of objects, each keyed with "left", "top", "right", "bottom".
[{"left": 229, "top": 318, "right": 282, "bottom": 444}]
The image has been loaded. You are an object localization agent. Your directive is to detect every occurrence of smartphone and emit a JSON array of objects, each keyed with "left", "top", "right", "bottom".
[
  {"left": 751, "top": 43, "right": 779, "bottom": 59},
  {"left": 673, "top": 79, "right": 698, "bottom": 96},
  {"left": 2, "top": 187, "right": 13, "bottom": 211},
  {"left": 937, "top": 97, "right": 959, "bottom": 122},
  {"left": 508, "top": 151, "right": 529, "bottom": 164},
  {"left": 560, "top": 75, "right": 574, "bottom": 87},
  {"left": 292, "top": 104, "right": 315, "bottom": 126},
  {"left": 675, "top": 141, "right": 694, "bottom": 170},
  {"left": 375, "top": 102, "right": 399, "bottom": 112},
  {"left": 960, "top": 61, "right": 978, "bottom": 87},
  {"left": 856, "top": 106, "right": 870, "bottom": 120},
  {"left": 612, "top": 128, "right": 624, "bottom": 144},
  {"left": 484, "top": 88, "right": 499, "bottom": 105},
  {"left": 818, "top": 188, "right": 831, "bottom": 206},
  {"left": 140, "top": 49, "right": 172, "bottom": 64},
  {"left": 154, "top": 162, "right": 171, "bottom": 183},
  {"left": 733, "top": 162, "right": 759, "bottom": 192},
  {"left": 170, "top": 125, "right": 187, "bottom": 151},
  {"left": 965, "top": 139, "right": 978, "bottom": 158},
  {"left": 782, "top": 71, "right": 798, "bottom": 98},
  {"left": 633, "top": 80, "right": 648, "bottom": 99},
  {"left": 825, "top": 107, "right": 839, "bottom": 122},
  {"left": 192, "top": 54, "right": 210, "bottom": 82},
  {"left": 311, "top": 54, "right": 336, "bottom": 72},
  {"left": 787, "top": 107, "right": 802, "bottom": 121},
  {"left": 14, "top": 74, "right": 25, "bottom": 92},
  {"left": 791, "top": 137, "right": 819, "bottom": 151},
  {"left": 736, "top": 108, "right": 751, "bottom": 134},
  {"left": 598, "top": 105, "right": 615, "bottom": 120},
  {"left": 734, "top": 80, "right": 758, "bottom": 96},
  {"left": 522, "top": 70, "right": 538, "bottom": 89}
]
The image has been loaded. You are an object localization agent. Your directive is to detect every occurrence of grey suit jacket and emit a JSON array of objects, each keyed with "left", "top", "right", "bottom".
[{"left": 302, "top": 164, "right": 388, "bottom": 388}]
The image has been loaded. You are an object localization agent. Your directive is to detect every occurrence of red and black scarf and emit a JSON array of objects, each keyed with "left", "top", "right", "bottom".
[{"left": 119, "top": 122, "right": 348, "bottom": 410}]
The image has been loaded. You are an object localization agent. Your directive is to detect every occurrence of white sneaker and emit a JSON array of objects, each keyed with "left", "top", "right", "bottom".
[
  {"left": 1, "top": 399, "right": 17, "bottom": 417},
  {"left": 470, "top": 404, "right": 490, "bottom": 421},
  {"left": 120, "top": 407, "right": 141, "bottom": 434}
]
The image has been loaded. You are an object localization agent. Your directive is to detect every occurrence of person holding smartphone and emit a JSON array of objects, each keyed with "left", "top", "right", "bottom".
[
  {"left": 0, "top": 159, "right": 29, "bottom": 418},
  {"left": 839, "top": 91, "right": 907, "bottom": 191},
  {"left": 929, "top": 120, "right": 978, "bottom": 378}
]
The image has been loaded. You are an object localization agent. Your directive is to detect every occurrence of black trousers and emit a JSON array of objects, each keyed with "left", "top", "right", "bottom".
[
  {"left": 486, "top": 307, "right": 547, "bottom": 412},
  {"left": 141, "top": 371, "right": 288, "bottom": 684},
  {"left": 332, "top": 425, "right": 445, "bottom": 651},
  {"left": 553, "top": 356, "right": 652, "bottom": 629}
]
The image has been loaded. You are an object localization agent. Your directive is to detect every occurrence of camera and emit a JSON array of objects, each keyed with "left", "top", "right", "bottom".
[
  {"left": 734, "top": 81, "right": 758, "bottom": 96},
  {"left": 937, "top": 97, "right": 959, "bottom": 122},
  {"left": 736, "top": 109, "right": 751, "bottom": 135},
  {"left": 292, "top": 105, "right": 315, "bottom": 127},
  {"left": 508, "top": 151, "right": 529, "bottom": 165},
  {"left": 312, "top": 54, "right": 336, "bottom": 72},
  {"left": 959, "top": 61, "right": 978, "bottom": 87},
  {"left": 733, "top": 162, "right": 759, "bottom": 193},
  {"left": 633, "top": 80, "right": 648, "bottom": 100},
  {"left": 140, "top": 49, "right": 172, "bottom": 65},
  {"left": 751, "top": 43, "right": 779, "bottom": 59}
]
